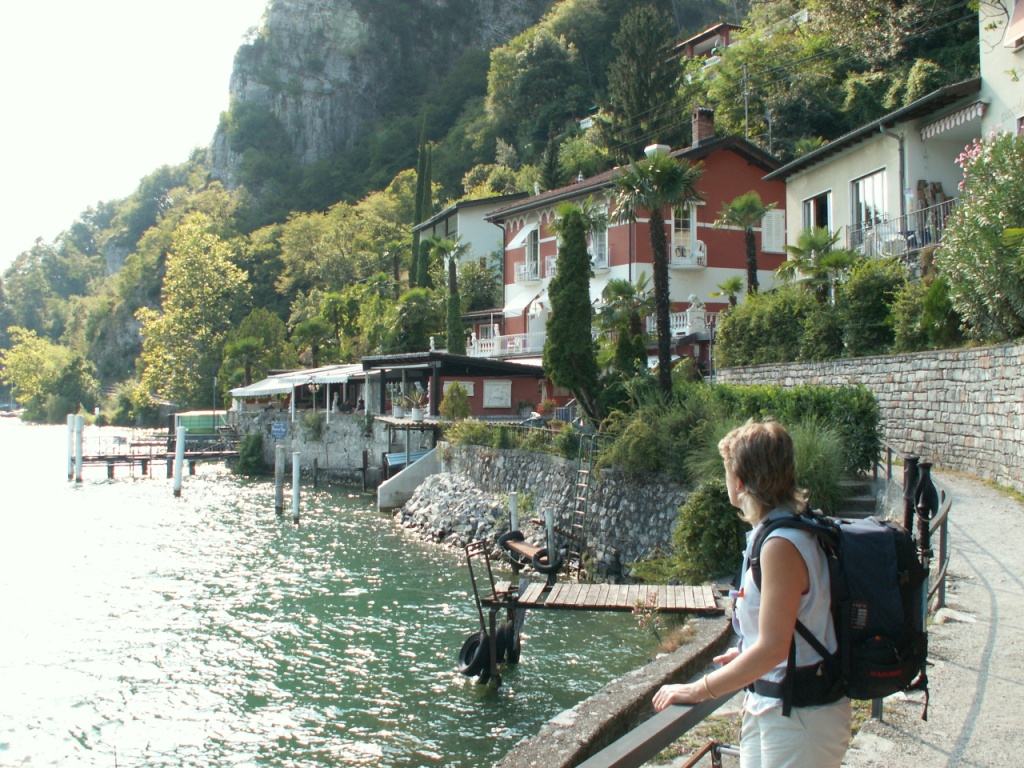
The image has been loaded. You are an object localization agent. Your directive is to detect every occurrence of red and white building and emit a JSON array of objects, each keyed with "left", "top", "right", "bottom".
[{"left": 475, "top": 107, "right": 787, "bottom": 372}]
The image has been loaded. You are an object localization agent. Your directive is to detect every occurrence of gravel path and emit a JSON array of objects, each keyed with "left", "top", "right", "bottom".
[{"left": 843, "top": 470, "right": 1024, "bottom": 767}]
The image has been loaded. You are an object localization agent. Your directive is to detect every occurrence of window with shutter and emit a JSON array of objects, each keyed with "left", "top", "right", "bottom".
[{"left": 761, "top": 209, "right": 786, "bottom": 254}]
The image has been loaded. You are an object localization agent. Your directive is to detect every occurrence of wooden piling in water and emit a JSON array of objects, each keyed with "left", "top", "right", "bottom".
[
  {"left": 292, "top": 452, "right": 301, "bottom": 523},
  {"left": 172, "top": 426, "right": 186, "bottom": 497},
  {"left": 74, "top": 415, "right": 84, "bottom": 484},
  {"left": 274, "top": 445, "right": 285, "bottom": 515},
  {"left": 67, "top": 414, "right": 74, "bottom": 480}
]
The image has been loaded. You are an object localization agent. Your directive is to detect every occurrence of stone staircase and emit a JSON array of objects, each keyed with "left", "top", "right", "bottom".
[{"left": 838, "top": 477, "right": 882, "bottom": 518}]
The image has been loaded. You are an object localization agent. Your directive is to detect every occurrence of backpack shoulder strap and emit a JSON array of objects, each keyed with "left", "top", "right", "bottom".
[{"left": 748, "top": 512, "right": 834, "bottom": 592}]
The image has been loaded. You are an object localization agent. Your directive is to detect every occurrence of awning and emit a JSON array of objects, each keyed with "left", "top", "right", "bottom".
[
  {"left": 503, "top": 287, "right": 543, "bottom": 317},
  {"left": 920, "top": 101, "right": 986, "bottom": 140},
  {"left": 1006, "top": 0, "right": 1024, "bottom": 47},
  {"left": 589, "top": 273, "right": 614, "bottom": 305},
  {"left": 507, "top": 221, "right": 538, "bottom": 250},
  {"left": 230, "top": 377, "right": 294, "bottom": 398},
  {"left": 529, "top": 288, "right": 549, "bottom": 317}
]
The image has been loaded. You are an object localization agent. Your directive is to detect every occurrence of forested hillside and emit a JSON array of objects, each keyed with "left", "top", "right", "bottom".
[{"left": 0, "top": 0, "right": 981, "bottom": 422}]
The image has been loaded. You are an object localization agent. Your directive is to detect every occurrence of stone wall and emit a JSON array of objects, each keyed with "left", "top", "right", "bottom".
[
  {"left": 442, "top": 444, "right": 689, "bottom": 579},
  {"left": 716, "top": 341, "right": 1024, "bottom": 494},
  {"left": 238, "top": 410, "right": 432, "bottom": 485}
]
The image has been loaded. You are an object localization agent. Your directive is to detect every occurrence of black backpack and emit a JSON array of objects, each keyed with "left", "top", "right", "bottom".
[{"left": 747, "top": 511, "right": 929, "bottom": 718}]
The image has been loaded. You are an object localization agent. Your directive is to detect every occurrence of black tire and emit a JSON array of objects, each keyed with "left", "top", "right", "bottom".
[
  {"left": 503, "top": 620, "right": 521, "bottom": 665},
  {"left": 457, "top": 632, "right": 490, "bottom": 677},
  {"left": 531, "top": 547, "right": 561, "bottom": 574},
  {"left": 494, "top": 623, "right": 508, "bottom": 663},
  {"left": 497, "top": 530, "right": 531, "bottom": 567}
]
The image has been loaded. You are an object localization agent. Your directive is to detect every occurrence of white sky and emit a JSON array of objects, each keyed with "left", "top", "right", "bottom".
[{"left": 0, "top": 0, "right": 270, "bottom": 273}]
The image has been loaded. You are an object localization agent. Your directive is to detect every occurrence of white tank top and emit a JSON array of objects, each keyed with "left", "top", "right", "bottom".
[{"left": 734, "top": 510, "right": 837, "bottom": 715}]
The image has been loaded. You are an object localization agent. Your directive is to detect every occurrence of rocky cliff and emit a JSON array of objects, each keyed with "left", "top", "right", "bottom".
[{"left": 209, "top": 0, "right": 552, "bottom": 185}]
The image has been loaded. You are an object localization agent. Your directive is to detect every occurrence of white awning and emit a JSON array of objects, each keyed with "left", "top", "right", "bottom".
[
  {"left": 503, "top": 287, "right": 542, "bottom": 317},
  {"left": 589, "top": 274, "right": 614, "bottom": 305},
  {"left": 1006, "top": 0, "right": 1024, "bottom": 47},
  {"left": 230, "top": 377, "right": 294, "bottom": 398},
  {"left": 920, "top": 101, "right": 986, "bottom": 140},
  {"left": 507, "top": 222, "right": 538, "bottom": 250}
]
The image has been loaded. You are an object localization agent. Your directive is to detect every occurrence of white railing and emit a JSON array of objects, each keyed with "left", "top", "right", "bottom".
[
  {"left": 515, "top": 261, "right": 541, "bottom": 282},
  {"left": 467, "top": 332, "right": 546, "bottom": 358},
  {"left": 670, "top": 239, "right": 707, "bottom": 268},
  {"left": 646, "top": 308, "right": 713, "bottom": 337}
]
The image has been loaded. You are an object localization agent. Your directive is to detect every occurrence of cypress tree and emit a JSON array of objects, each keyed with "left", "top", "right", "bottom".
[{"left": 543, "top": 202, "right": 603, "bottom": 421}]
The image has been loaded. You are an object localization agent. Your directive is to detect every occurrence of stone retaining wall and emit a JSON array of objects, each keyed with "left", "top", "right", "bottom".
[
  {"left": 441, "top": 444, "right": 689, "bottom": 579},
  {"left": 716, "top": 341, "right": 1024, "bottom": 494}
]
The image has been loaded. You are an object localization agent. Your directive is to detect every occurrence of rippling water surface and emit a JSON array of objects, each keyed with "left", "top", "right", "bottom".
[{"left": 0, "top": 420, "right": 655, "bottom": 767}]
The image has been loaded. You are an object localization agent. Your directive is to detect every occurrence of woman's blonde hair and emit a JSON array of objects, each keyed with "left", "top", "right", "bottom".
[{"left": 719, "top": 419, "right": 804, "bottom": 524}]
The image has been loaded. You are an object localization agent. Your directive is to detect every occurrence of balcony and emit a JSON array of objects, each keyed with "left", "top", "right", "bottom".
[
  {"left": 670, "top": 240, "right": 707, "bottom": 269},
  {"left": 467, "top": 331, "right": 546, "bottom": 358},
  {"left": 848, "top": 199, "right": 956, "bottom": 263},
  {"left": 514, "top": 260, "right": 541, "bottom": 283},
  {"left": 545, "top": 256, "right": 558, "bottom": 279},
  {"left": 646, "top": 308, "right": 715, "bottom": 339}
]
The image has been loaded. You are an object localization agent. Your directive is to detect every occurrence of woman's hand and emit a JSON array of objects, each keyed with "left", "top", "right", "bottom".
[{"left": 652, "top": 683, "right": 703, "bottom": 712}]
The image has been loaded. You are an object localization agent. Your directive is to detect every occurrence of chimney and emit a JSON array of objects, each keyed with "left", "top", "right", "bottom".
[{"left": 692, "top": 106, "right": 715, "bottom": 147}]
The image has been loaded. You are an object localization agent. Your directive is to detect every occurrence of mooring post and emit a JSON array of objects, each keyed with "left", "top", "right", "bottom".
[
  {"left": 172, "top": 426, "right": 186, "bottom": 497},
  {"left": 66, "top": 414, "right": 75, "bottom": 480},
  {"left": 509, "top": 491, "right": 519, "bottom": 531},
  {"left": 313, "top": 457, "right": 319, "bottom": 488},
  {"left": 544, "top": 507, "right": 555, "bottom": 555},
  {"left": 274, "top": 445, "right": 285, "bottom": 515},
  {"left": 74, "top": 415, "right": 84, "bottom": 483},
  {"left": 292, "top": 452, "right": 301, "bottom": 524}
]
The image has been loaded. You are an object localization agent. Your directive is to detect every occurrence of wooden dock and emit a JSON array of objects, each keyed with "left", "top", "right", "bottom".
[
  {"left": 76, "top": 434, "right": 238, "bottom": 478},
  {"left": 484, "top": 580, "right": 721, "bottom": 615}
]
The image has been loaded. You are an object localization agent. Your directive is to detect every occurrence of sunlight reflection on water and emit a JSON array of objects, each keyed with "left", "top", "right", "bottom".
[{"left": 0, "top": 421, "right": 658, "bottom": 767}]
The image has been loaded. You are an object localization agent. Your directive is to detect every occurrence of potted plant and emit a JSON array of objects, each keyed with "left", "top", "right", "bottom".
[
  {"left": 388, "top": 383, "right": 405, "bottom": 418},
  {"left": 538, "top": 398, "right": 558, "bottom": 420},
  {"left": 403, "top": 389, "right": 428, "bottom": 422},
  {"left": 517, "top": 400, "right": 535, "bottom": 418}
]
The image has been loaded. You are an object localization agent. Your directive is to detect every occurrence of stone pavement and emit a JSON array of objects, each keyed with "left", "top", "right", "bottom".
[{"left": 841, "top": 469, "right": 1024, "bottom": 767}]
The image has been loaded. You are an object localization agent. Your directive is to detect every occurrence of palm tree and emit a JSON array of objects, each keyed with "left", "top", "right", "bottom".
[
  {"left": 614, "top": 152, "right": 704, "bottom": 395},
  {"left": 598, "top": 275, "right": 654, "bottom": 378},
  {"left": 775, "top": 226, "right": 841, "bottom": 284},
  {"left": 714, "top": 191, "right": 777, "bottom": 296},
  {"left": 222, "top": 336, "right": 263, "bottom": 386},
  {"left": 425, "top": 236, "right": 471, "bottom": 355},
  {"left": 709, "top": 275, "right": 744, "bottom": 307},
  {"left": 292, "top": 317, "right": 334, "bottom": 367}
]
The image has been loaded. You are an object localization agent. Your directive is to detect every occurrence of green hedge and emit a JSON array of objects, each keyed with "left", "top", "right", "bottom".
[{"left": 710, "top": 383, "right": 879, "bottom": 475}]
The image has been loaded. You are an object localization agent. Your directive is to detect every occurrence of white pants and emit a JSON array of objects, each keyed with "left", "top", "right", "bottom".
[{"left": 740, "top": 698, "right": 851, "bottom": 768}]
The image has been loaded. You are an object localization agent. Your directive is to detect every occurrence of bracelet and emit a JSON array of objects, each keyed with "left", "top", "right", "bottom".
[{"left": 703, "top": 674, "right": 718, "bottom": 700}]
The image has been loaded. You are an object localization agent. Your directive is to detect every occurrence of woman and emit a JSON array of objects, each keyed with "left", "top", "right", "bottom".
[{"left": 652, "top": 420, "right": 850, "bottom": 767}]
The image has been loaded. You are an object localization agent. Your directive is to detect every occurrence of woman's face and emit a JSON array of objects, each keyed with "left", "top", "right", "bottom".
[{"left": 724, "top": 465, "right": 743, "bottom": 510}]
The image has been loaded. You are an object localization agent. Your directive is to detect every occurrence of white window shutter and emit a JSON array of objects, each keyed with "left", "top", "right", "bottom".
[{"left": 761, "top": 209, "right": 786, "bottom": 254}]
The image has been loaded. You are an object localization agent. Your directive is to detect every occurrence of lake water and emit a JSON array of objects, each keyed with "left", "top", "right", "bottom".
[{"left": 0, "top": 420, "right": 656, "bottom": 767}]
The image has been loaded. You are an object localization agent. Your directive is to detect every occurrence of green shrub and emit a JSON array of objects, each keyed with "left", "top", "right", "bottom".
[
  {"left": 890, "top": 279, "right": 931, "bottom": 353},
  {"left": 936, "top": 132, "right": 1024, "bottom": 341},
  {"left": 799, "top": 304, "right": 844, "bottom": 361},
  {"left": 552, "top": 425, "right": 582, "bottom": 460},
  {"left": 715, "top": 285, "right": 818, "bottom": 367},
  {"left": 236, "top": 433, "right": 268, "bottom": 476},
  {"left": 300, "top": 411, "right": 325, "bottom": 441},
  {"left": 836, "top": 258, "right": 904, "bottom": 357},
  {"left": 630, "top": 480, "right": 745, "bottom": 584},
  {"left": 789, "top": 419, "right": 846, "bottom": 513},
  {"left": 438, "top": 382, "right": 471, "bottom": 420},
  {"left": 443, "top": 418, "right": 492, "bottom": 446},
  {"left": 710, "top": 383, "right": 879, "bottom": 476}
]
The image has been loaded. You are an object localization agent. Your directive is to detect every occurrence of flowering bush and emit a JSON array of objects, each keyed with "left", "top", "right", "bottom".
[{"left": 937, "top": 133, "right": 1024, "bottom": 340}]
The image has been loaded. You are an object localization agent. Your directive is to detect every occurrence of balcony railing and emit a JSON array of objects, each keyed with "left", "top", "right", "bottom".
[
  {"left": 670, "top": 239, "right": 707, "bottom": 268},
  {"left": 467, "top": 332, "right": 546, "bottom": 358},
  {"left": 848, "top": 199, "right": 956, "bottom": 261},
  {"left": 545, "top": 256, "right": 558, "bottom": 278},
  {"left": 514, "top": 260, "right": 541, "bottom": 282},
  {"left": 646, "top": 308, "right": 714, "bottom": 337}
]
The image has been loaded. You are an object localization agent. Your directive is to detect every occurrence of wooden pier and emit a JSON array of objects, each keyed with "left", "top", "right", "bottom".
[
  {"left": 484, "top": 580, "right": 721, "bottom": 615},
  {"left": 76, "top": 433, "right": 238, "bottom": 478}
]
